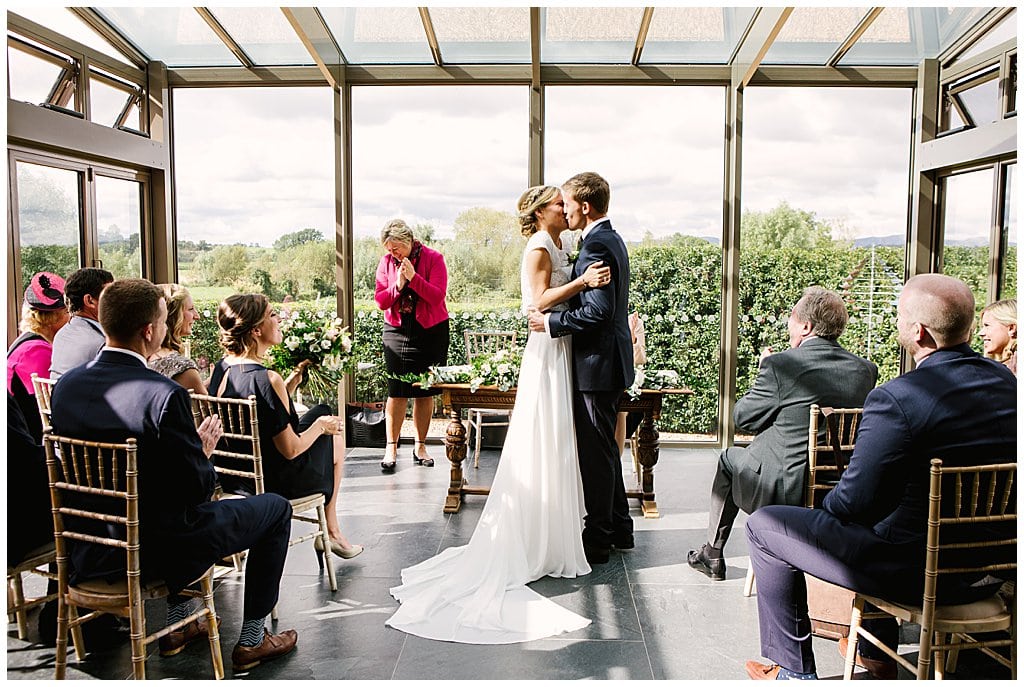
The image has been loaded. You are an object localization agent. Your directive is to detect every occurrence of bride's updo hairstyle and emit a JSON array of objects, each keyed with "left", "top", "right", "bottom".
[
  {"left": 517, "top": 185, "right": 560, "bottom": 237},
  {"left": 218, "top": 293, "right": 270, "bottom": 358}
]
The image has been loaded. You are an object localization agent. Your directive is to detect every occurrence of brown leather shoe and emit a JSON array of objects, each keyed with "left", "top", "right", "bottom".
[
  {"left": 159, "top": 615, "right": 219, "bottom": 657},
  {"left": 232, "top": 628, "right": 298, "bottom": 671},
  {"left": 745, "top": 661, "right": 780, "bottom": 680},
  {"left": 839, "top": 637, "right": 898, "bottom": 680}
]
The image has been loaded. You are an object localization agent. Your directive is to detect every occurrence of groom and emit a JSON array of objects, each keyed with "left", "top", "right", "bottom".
[{"left": 528, "top": 172, "right": 635, "bottom": 564}]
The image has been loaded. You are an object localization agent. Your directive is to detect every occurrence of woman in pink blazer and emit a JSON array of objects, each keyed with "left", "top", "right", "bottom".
[{"left": 374, "top": 219, "right": 450, "bottom": 472}]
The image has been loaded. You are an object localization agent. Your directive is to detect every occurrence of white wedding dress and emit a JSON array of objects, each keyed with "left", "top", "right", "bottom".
[{"left": 386, "top": 229, "right": 591, "bottom": 644}]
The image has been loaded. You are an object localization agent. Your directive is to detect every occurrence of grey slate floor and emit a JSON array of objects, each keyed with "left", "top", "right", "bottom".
[{"left": 7, "top": 445, "right": 1012, "bottom": 680}]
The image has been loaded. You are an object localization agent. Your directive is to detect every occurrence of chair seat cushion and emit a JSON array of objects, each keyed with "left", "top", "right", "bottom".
[
  {"left": 289, "top": 493, "right": 325, "bottom": 513},
  {"left": 864, "top": 592, "right": 1009, "bottom": 623},
  {"left": 69, "top": 578, "right": 170, "bottom": 608}
]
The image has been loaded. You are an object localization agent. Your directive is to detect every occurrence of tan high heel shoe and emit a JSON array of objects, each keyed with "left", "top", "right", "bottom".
[{"left": 314, "top": 536, "right": 364, "bottom": 561}]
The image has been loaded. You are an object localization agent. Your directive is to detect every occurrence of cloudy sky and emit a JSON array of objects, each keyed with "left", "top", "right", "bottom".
[{"left": 173, "top": 82, "right": 923, "bottom": 247}]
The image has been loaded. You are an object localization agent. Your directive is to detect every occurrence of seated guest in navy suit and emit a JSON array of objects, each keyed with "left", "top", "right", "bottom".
[
  {"left": 744, "top": 274, "right": 1016, "bottom": 680},
  {"left": 50, "top": 279, "right": 298, "bottom": 671}
]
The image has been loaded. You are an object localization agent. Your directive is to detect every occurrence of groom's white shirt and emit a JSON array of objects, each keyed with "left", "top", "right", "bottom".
[{"left": 542, "top": 217, "right": 611, "bottom": 335}]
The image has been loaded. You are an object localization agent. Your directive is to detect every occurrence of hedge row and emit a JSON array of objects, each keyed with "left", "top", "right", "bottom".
[{"left": 187, "top": 243, "right": 1000, "bottom": 434}]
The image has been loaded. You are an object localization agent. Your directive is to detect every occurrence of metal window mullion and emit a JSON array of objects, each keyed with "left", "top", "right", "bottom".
[
  {"left": 418, "top": 8, "right": 442, "bottom": 66},
  {"left": 632, "top": 7, "right": 654, "bottom": 66},
  {"left": 195, "top": 7, "right": 255, "bottom": 69},
  {"left": 827, "top": 7, "right": 884, "bottom": 67}
]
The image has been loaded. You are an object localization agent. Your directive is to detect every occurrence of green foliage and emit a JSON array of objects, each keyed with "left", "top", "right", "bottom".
[
  {"left": 742, "top": 201, "right": 835, "bottom": 253},
  {"left": 273, "top": 228, "right": 324, "bottom": 251},
  {"left": 195, "top": 244, "right": 251, "bottom": 286},
  {"left": 441, "top": 207, "right": 523, "bottom": 303},
  {"left": 20, "top": 244, "right": 78, "bottom": 290}
]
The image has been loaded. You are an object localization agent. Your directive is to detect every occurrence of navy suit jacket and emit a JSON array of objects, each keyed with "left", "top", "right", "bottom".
[
  {"left": 822, "top": 344, "right": 1016, "bottom": 596},
  {"left": 548, "top": 220, "right": 635, "bottom": 392},
  {"left": 51, "top": 349, "right": 217, "bottom": 583}
]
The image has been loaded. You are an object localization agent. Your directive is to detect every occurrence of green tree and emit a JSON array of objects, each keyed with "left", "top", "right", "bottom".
[
  {"left": 196, "top": 244, "right": 250, "bottom": 286},
  {"left": 742, "top": 201, "right": 835, "bottom": 252},
  {"left": 273, "top": 227, "right": 324, "bottom": 251},
  {"left": 442, "top": 207, "right": 522, "bottom": 302}
]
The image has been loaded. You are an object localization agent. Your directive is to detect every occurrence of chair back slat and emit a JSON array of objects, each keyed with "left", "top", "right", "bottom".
[
  {"left": 805, "top": 405, "right": 864, "bottom": 508},
  {"left": 190, "top": 392, "right": 265, "bottom": 496},
  {"left": 43, "top": 433, "right": 139, "bottom": 577},
  {"left": 929, "top": 459, "right": 1017, "bottom": 578},
  {"left": 464, "top": 330, "right": 518, "bottom": 362},
  {"left": 31, "top": 373, "right": 56, "bottom": 429}
]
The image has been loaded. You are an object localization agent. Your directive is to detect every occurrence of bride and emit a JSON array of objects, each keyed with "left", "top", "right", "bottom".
[{"left": 385, "top": 185, "right": 612, "bottom": 644}]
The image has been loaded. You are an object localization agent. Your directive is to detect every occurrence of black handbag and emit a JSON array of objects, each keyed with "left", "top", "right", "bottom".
[{"left": 345, "top": 403, "right": 386, "bottom": 448}]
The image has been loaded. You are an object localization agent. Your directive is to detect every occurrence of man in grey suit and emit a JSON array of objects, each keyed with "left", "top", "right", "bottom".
[{"left": 688, "top": 287, "right": 878, "bottom": 580}]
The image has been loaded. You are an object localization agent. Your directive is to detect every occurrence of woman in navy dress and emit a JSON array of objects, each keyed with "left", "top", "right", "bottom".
[{"left": 211, "top": 293, "right": 363, "bottom": 560}]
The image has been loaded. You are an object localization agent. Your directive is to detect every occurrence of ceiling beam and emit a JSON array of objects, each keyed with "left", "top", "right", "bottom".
[
  {"left": 195, "top": 7, "right": 254, "bottom": 69},
  {"left": 632, "top": 7, "right": 655, "bottom": 66},
  {"left": 66, "top": 8, "right": 149, "bottom": 69},
  {"left": 418, "top": 8, "right": 443, "bottom": 67},
  {"left": 729, "top": 6, "right": 793, "bottom": 89},
  {"left": 281, "top": 7, "right": 344, "bottom": 88},
  {"left": 165, "top": 63, "right": 920, "bottom": 88},
  {"left": 530, "top": 7, "right": 542, "bottom": 89},
  {"left": 827, "top": 7, "right": 884, "bottom": 67}
]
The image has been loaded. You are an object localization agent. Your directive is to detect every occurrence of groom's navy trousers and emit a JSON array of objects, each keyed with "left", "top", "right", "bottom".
[{"left": 574, "top": 388, "right": 632, "bottom": 547}]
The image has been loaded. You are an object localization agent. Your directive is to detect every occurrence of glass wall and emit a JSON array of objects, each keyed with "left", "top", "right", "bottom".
[
  {"left": 940, "top": 167, "right": 995, "bottom": 307},
  {"left": 172, "top": 87, "right": 334, "bottom": 304},
  {"left": 95, "top": 174, "right": 144, "bottom": 279},
  {"left": 351, "top": 85, "right": 528, "bottom": 307},
  {"left": 11, "top": 160, "right": 83, "bottom": 292},
  {"left": 742, "top": 87, "right": 913, "bottom": 400},
  {"left": 1001, "top": 163, "right": 1017, "bottom": 299},
  {"left": 546, "top": 86, "right": 726, "bottom": 439}
]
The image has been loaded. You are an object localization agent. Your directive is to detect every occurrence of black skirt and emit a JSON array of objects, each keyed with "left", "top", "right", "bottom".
[{"left": 383, "top": 316, "right": 450, "bottom": 398}]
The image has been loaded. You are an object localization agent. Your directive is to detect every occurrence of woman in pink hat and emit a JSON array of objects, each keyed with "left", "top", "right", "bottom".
[{"left": 7, "top": 271, "right": 70, "bottom": 442}]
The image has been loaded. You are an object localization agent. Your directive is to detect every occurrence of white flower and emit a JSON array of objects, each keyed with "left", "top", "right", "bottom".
[
  {"left": 480, "top": 363, "right": 492, "bottom": 375},
  {"left": 316, "top": 310, "right": 325, "bottom": 318},
  {"left": 203, "top": 309, "right": 211, "bottom": 318},
  {"left": 303, "top": 332, "right": 316, "bottom": 342},
  {"left": 497, "top": 363, "right": 510, "bottom": 375},
  {"left": 320, "top": 339, "right": 332, "bottom": 350},
  {"left": 285, "top": 335, "right": 301, "bottom": 351}
]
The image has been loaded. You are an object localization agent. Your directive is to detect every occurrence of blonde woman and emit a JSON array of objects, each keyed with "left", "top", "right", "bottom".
[
  {"left": 149, "top": 284, "right": 206, "bottom": 395},
  {"left": 387, "top": 186, "right": 610, "bottom": 644},
  {"left": 979, "top": 298, "right": 1016, "bottom": 375}
]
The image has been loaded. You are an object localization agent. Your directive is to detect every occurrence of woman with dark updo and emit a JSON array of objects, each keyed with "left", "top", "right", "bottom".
[{"left": 211, "top": 293, "right": 362, "bottom": 561}]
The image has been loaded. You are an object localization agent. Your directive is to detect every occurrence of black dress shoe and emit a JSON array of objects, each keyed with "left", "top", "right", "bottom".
[
  {"left": 584, "top": 545, "right": 610, "bottom": 565},
  {"left": 687, "top": 544, "right": 726, "bottom": 580},
  {"left": 611, "top": 532, "right": 635, "bottom": 550}
]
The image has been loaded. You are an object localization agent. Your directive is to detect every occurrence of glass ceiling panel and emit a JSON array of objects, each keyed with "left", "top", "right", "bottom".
[
  {"left": 761, "top": 7, "right": 869, "bottom": 65},
  {"left": 429, "top": 7, "right": 530, "bottom": 64},
  {"left": 952, "top": 8, "right": 1015, "bottom": 64},
  {"left": 94, "top": 7, "right": 240, "bottom": 68},
  {"left": 320, "top": 7, "right": 432, "bottom": 65},
  {"left": 207, "top": 7, "right": 314, "bottom": 66},
  {"left": 838, "top": 6, "right": 993, "bottom": 67},
  {"left": 641, "top": 6, "right": 756, "bottom": 64},
  {"left": 9, "top": 7, "right": 136, "bottom": 67},
  {"left": 541, "top": 7, "right": 644, "bottom": 64}
]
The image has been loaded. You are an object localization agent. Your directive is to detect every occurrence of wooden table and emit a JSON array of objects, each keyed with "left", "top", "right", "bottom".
[{"left": 432, "top": 384, "right": 692, "bottom": 518}]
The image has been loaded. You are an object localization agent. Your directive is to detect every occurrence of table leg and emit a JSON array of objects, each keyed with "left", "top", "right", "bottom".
[
  {"left": 444, "top": 408, "right": 468, "bottom": 513},
  {"left": 634, "top": 411, "right": 660, "bottom": 518}
]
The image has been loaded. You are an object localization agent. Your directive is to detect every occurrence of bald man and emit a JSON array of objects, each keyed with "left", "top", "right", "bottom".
[{"left": 743, "top": 274, "right": 1017, "bottom": 680}]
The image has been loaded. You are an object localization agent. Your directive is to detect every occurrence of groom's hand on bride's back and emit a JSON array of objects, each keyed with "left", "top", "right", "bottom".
[{"left": 527, "top": 306, "right": 547, "bottom": 332}]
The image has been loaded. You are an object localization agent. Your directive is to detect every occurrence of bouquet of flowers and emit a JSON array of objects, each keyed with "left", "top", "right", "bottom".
[
  {"left": 266, "top": 308, "right": 355, "bottom": 401},
  {"left": 402, "top": 348, "right": 523, "bottom": 393},
  {"left": 627, "top": 368, "right": 681, "bottom": 400}
]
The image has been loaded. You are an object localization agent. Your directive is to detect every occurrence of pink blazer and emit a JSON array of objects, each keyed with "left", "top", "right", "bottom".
[{"left": 374, "top": 243, "right": 449, "bottom": 329}]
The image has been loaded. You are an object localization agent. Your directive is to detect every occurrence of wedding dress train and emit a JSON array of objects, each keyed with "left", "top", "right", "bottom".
[{"left": 386, "top": 230, "right": 591, "bottom": 644}]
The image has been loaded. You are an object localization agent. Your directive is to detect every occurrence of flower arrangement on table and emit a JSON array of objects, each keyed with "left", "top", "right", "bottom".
[
  {"left": 265, "top": 308, "right": 355, "bottom": 401},
  {"left": 627, "top": 368, "right": 682, "bottom": 400},
  {"left": 400, "top": 348, "right": 523, "bottom": 393}
]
